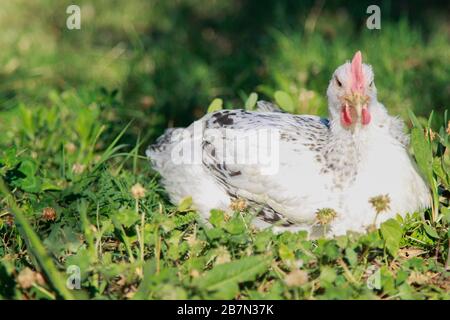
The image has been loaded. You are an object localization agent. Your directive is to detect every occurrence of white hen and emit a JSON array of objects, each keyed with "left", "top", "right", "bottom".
[{"left": 147, "top": 51, "right": 430, "bottom": 237}]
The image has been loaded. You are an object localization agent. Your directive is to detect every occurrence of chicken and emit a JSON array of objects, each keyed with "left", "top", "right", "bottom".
[{"left": 147, "top": 51, "right": 430, "bottom": 237}]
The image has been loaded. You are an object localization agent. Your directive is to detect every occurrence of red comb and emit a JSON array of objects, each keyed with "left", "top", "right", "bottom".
[{"left": 351, "top": 51, "right": 364, "bottom": 93}]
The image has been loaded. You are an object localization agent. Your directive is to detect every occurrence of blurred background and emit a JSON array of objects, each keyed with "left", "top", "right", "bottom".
[{"left": 0, "top": 0, "right": 448, "bottom": 144}]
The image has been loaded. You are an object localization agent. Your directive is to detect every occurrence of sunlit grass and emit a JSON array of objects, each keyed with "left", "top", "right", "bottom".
[{"left": 0, "top": 1, "right": 448, "bottom": 300}]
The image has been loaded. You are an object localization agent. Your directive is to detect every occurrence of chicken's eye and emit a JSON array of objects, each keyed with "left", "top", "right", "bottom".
[
  {"left": 335, "top": 76, "right": 342, "bottom": 87},
  {"left": 369, "top": 80, "right": 374, "bottom": 87}
]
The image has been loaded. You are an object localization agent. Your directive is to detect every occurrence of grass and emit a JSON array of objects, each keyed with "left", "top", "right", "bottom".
[
  {"left": 0, "top": 90, "right": 449, "bottom": 300},
  {"left": 0, "top": 1, "right": 449, "bottom": 300}
]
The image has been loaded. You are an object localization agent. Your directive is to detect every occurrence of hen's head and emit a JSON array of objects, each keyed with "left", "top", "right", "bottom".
[{"left": 327, "top": 51, "right": 376, "bottom": 129}]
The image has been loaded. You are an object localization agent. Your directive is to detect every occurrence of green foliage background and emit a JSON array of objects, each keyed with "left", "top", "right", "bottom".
[{"left": 0, "top": 0, "right": 449, "bottom": 300}]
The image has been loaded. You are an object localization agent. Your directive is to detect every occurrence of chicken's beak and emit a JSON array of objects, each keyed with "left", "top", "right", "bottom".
[
  {"left": 341, "top": 92, "right": 371, "bottom": 126},
  {"left": 353, "top": 96, "right": 364, "bottom": 119},
  {"left": 347, "top": 91, "right": 368, "bottom": 109}
]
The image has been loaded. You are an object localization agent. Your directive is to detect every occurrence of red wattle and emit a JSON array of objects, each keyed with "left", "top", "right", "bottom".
[
  {"left": 341, "top": 105, "right": 352, "bottom": 126},
  {"left": 361, "top": 106, "right": 371, "bottom": 125}
]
